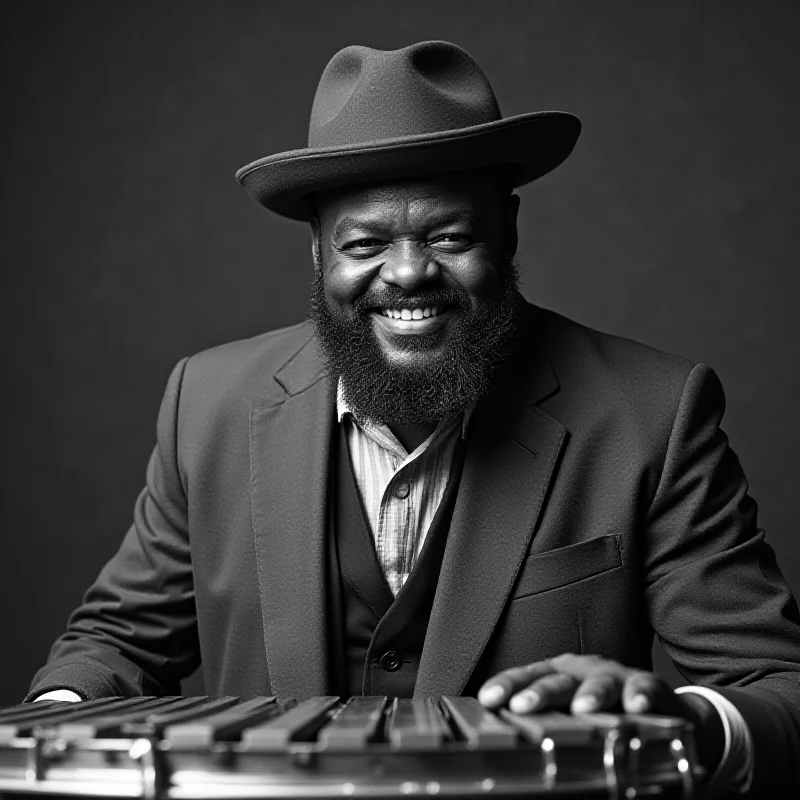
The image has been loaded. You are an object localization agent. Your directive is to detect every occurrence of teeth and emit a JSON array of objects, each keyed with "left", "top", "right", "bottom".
[{"left": 381, "top": 305, "right": 442, "bottom": 320}]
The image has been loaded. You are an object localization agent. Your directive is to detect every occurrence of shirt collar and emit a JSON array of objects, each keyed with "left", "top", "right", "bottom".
[{"left": 336, "top": 378, "right": 472, "bottom": 439}]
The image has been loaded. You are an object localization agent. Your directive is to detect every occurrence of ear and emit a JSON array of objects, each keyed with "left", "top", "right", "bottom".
[
  {"left": 503, "top": 194, "right": 520, "bottom": 259},
  {"left": 309, "top": 216, "right": 323, "bottom": 270}
]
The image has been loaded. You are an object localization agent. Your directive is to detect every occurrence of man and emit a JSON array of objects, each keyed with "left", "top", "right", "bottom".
[{"left": 28, "top": 41, "right": 800, "bottom": 796}]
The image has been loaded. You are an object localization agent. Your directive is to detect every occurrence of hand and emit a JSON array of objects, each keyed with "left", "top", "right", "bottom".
[
  {"left": 478, "top": 654, "right": 724, "bottom": 774},
  {"left": 478, "top": 653, "right": 685, "bottom": 715}
]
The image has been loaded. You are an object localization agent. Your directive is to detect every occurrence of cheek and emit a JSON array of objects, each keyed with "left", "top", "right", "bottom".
[
  {"left": 447, "top": 253, "right": 503, "bottom": 301},
  {"left": 323, "top": 259, "right": 377, "bottom": 307}
]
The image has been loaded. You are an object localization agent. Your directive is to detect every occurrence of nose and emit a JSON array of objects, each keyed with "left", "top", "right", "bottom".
[{"left": 378, "top": 242, "right": 439, "bottom": 291}]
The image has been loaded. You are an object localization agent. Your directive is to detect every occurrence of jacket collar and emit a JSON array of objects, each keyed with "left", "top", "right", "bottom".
[{"left": 273, "top": 331, "right": 328, "bottom": 396}]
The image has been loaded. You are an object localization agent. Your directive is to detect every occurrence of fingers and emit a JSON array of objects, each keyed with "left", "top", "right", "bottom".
[
  {"left": 478, "top": 661, "right": 556, "bottom": 708},
  {"left": 570, "top": 672, "right": 623, "bottom": 713},
  {"left": 479, "top": 655, "right": 679, "bottom": 720},
  {"left": 509, "top": 672, "right": 580, "bottom": 713},
  {"left": 621, "top": 671, "right": 679, "bottom": 715}
]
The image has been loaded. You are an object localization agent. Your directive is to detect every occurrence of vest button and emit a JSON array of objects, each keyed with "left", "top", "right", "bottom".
[
  {"left": 394, "top": 482, "right": 410, "bottom": 499},
  {"left": 379, "top": 650, "right": 402, "bottom": 671}
]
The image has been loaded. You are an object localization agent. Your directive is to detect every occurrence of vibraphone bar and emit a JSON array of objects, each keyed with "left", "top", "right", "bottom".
[{"left": 0, "top": 696, "right": 702, "bottom": 799}]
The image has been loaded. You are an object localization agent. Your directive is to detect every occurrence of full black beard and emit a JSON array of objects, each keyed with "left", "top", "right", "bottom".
[{"left": 308, "top": 261, "right": 523, "bottom": 425}]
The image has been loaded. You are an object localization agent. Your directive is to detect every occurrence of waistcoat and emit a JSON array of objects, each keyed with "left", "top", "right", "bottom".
[{"left": 326, "top": 421, "right": 466, "bottom": 697}]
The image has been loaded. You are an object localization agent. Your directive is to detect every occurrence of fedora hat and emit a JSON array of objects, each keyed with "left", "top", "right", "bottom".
[{"left": 236, "top": 40, "right": 580, "bottom": 221}]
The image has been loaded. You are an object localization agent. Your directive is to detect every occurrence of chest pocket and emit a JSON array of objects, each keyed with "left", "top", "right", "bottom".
[{"left": 512, "top": 534, "right": 624, "bottom": 600}]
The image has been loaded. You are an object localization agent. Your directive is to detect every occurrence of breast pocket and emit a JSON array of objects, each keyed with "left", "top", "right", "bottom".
[{"left": 511, "top": 534, "right": 624, "bottom": 600}]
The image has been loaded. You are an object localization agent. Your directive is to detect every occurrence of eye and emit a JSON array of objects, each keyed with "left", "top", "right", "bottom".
[
  {"left": 430, "top": 233, "right": 474, "bottom": 251},
  {"left": 341, "top": 238, "right": 387, "bottom": 255}
]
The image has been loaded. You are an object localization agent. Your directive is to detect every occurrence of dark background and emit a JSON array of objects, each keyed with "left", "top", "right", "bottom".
[{"left": 2, "top": 0, "right": 798, "bottom": 706}]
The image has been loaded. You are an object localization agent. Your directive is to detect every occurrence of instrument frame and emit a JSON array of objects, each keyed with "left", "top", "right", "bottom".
[{"left": 0, "top": 696, "right": 703, "bottom": 799}]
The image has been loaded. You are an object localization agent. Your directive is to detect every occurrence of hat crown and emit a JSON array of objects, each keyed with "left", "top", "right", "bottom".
[{"left": 309, "top": 41, "right": 502, "bottom": 148}]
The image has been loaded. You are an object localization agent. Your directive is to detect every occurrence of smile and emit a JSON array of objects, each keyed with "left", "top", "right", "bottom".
[
  {"left": 370, "top": 306, "right": 453, "bottom": 335},
  {"left": 379, "top": 305, "right": 442, "bottom": 320}
]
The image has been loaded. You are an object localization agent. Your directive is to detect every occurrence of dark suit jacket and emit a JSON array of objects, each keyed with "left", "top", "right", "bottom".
[{"left": 29, "top": 302, "right": 800, "bottom": 795}]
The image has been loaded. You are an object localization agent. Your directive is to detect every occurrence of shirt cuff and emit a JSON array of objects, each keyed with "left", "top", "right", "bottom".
[
  {"left": 675, "top": 685, "right": 754, "bottom": 794},
  {"left": 31, "top": 689, "right": 83, "bottom": 703}
]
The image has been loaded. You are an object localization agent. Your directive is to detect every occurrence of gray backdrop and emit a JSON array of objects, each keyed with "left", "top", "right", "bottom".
[{"left": 2, "top": 0, "right": 798, "bottom": 705}]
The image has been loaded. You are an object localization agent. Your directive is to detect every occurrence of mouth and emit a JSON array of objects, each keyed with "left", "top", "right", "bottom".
[
  {"left": 370, "top": 303, "right": 454, "bottom": 335},
  {"left": 377, "top": 304, "right": 444, "bottom": 320}
]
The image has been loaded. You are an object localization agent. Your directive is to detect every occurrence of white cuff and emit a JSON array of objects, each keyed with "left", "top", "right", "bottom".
[
  {"left": 32, "top": 689, "right": 82, "bottom": 703},
  {"left": 675, "top": 685, "right": 753, "bottom": 794}
]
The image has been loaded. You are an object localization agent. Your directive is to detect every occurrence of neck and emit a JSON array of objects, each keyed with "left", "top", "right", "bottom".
[{"left": 388, "top": 421, "right": 439, "bottom": 453}]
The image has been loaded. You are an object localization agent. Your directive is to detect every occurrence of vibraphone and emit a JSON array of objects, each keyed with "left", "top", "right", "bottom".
[{"left": 0, "top": 696, "right": 702, "bottom": 799}]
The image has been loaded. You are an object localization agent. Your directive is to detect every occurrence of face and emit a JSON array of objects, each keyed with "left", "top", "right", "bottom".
[
  {"left": 308, "top": 170, "right": 523, "bottom": 425},
  {"left": 313, "top": 171, "right": 518, "bottom": 368}
]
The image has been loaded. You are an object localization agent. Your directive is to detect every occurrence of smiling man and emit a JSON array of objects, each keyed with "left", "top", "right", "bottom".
[
  {"left": 28, "top": 42, "right": 800, "bottom": 797},
  {"left": 309, "top": 171, "right": 522, "bottom": 452}
]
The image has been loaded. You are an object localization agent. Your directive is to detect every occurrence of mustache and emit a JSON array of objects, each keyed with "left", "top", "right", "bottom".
[{"left": 353, "top": 285, "right": 470, "bottom": 314}]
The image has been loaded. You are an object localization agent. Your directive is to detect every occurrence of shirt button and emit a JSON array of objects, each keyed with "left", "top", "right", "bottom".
[
  {"left": 394, "top": 482, "right": 410, "bottom": 499},
  {"left": 379, "top": 651, "right": 402, "bottom": 672}
]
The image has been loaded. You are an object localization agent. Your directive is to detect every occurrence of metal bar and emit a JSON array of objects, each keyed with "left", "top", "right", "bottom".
[
  {"left": 578, "top": 712, "right": 627, "bottom": 727},
  {"left": 577, "top": 713, "right": 637, "bottom": 739},
  {"left": 121, "top": 697, "right": 239, "bottom": 737},
  {"left": 56, "top": 697, "right": 190, "bottom": 739},
  {"left": 440, "top": 697, "right": 517, "bottom": 749},
  {"left": 241, "top": 696, "right": 340, "bottom": 751},
  {"left": 164, "top": 697, "right": 278, "bottom": 747},
  {"left": 317, "top": 696, "right": 387, "bottom": 751},
  {"left": 386, "top": 698, "right": 450, "bottom": 750},
  {"left": 0, "top": 698, "right": 133, "bottom": 741},
  {"left": 0, "top": 700, "right": 63, "bottom": 717},
  {"left": 0, "top": 697, "right": 124, "bottom": 722},
  {"left": 500, "top": 710, "right": 598, "bottom": 745},
  {"left": 622, "top": 713, "right": 688, "bottom": 737}
]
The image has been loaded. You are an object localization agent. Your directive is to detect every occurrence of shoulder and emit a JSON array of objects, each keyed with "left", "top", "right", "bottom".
[
  {"left": 530, "top": 303, "right": 717, "bottom": 438},
  {"left": 533, "top": 303, "right": 698, "bottom": 398},
  {"left": 174, "top": 320, "right": 318, "bottom": 412},
  {"left": 185, "top": 320, "right": 313, "bottom": 374},
  {"left": 534, "top": 304, "right": 695, "bottom": 381},
  {"left": 528, "top": 304, "right": 728, "bottom": 498}
]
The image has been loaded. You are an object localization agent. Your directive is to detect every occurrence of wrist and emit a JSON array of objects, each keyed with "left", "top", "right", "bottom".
[{"left": 677, "top": 691, "right": 725, "bottom": 777}]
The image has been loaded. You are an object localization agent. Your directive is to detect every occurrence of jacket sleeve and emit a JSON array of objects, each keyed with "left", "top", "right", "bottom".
[
  {"left": 26, "top": 357, "right": 200, "bottom": 700},
  {"left": 643, "top": 363, "right": 800, "bottom": 797}
]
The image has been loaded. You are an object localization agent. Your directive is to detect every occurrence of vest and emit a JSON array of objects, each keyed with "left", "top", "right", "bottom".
[{"left": 326, "top": 421, "right": 466, "bottom": 697}]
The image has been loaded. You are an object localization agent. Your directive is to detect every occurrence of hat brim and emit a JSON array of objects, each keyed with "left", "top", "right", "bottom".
[{"left": 235, "top": 111, "right": 580, "bottom": 221}]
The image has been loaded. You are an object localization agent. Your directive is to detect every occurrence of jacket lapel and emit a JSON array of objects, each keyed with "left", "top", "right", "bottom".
[
  {"left": 415, "top": 305, "right": 568, "bottom": 697},
  {"left": 249, "top": 332, "right": 335, "bottom": 703}
]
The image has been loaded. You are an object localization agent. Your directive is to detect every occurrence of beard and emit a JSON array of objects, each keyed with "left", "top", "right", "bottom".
[{"left": 308, "top": 260, "right": 523, "bottom": 426}]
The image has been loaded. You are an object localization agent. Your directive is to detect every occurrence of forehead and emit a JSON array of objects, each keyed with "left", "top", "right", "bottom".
[{"left": 313, "top": 171, "right": 506, "bottom": 229}]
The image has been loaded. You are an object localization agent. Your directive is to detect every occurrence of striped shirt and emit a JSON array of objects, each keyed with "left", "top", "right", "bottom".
[{"left": 336, "top": 381, "right": 469, "bottom": 596}]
